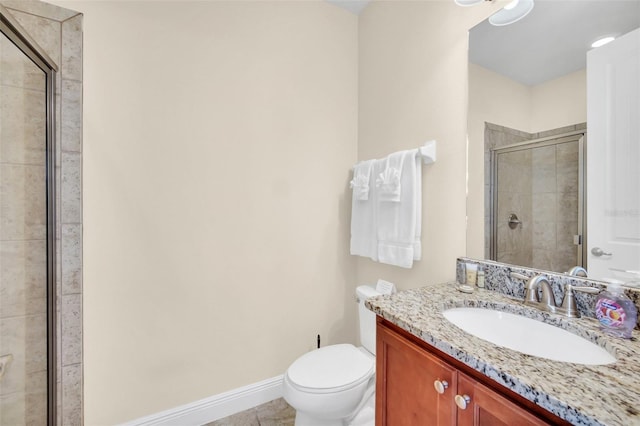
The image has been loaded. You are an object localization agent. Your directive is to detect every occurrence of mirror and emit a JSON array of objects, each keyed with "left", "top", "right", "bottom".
[{"left": 466, "top": 0, "right": 640, "bottom": 282}]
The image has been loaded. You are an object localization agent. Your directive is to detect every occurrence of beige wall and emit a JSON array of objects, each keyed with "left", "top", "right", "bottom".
[
  {"left": 357, "top": 1, "right": 501, "bottom": 288},
  {"left": 51, "top": 1, "right": 357, "bottom": 424},
  {"left": 467, "top": 63, "right": 586, "bottom": 259},
  {"left": 467, "top": 63, "right": 532, "bottom": 258},
  {"left": 531, "top": 69, "right": 587, "bottom": 132}
]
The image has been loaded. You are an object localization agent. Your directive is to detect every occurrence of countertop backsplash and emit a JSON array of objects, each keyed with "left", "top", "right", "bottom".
[{"left": 456, "top": 257, "right": 640, "bottom": 329}]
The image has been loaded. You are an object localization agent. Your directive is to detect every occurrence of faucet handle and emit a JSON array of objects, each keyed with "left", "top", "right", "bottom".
[
  {"left": 557, "top": 284, "right": 601, "bottom": 318},
  {"left": 509, "top": 272, "right": 529, "bottom": 281},
  {"left": 569, "top": 285, "right": 600, "bottom": 294},
  {"left": 510, "top": 272, "right": 540, "bottom": 305}
]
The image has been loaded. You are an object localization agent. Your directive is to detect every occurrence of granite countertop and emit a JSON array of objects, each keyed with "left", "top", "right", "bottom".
[{"left": 365, "top": 282, "right": 640, "bottom": 426}]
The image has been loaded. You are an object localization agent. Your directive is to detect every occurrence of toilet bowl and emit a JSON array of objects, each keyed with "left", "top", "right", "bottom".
[
  {"left": 283, "top": 344, "right": 375, "bottom": 425},
  {"left": 283, "top": 285, "right": 381, "bottom": 426}
]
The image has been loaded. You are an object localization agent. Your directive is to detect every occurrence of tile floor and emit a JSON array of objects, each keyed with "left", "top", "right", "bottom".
[
  {"left": 205, "top": 398, "right": 296, "bottom": 426},
  {"left": 205, "top": 393, "right": 375, "bottom": 426}
]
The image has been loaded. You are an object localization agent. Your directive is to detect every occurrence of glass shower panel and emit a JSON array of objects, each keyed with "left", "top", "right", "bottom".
[
  {"left": 496, "top": 149, "right": 533, "bottom": 268},
  {"left": 493, "top": 138, "right": 582, "bottom": 274},
  {"left": 530, "top": 144, "right": 558, "bottom": 271},
  {"left": 0, "top": 31, "right": 48, "bottom": 425},
  {"left": 552, "top": 140, "right": 580, "bottom": 273}
]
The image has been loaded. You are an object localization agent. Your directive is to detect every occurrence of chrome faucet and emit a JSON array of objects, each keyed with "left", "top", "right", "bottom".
[
  {"left": 525, "top": 275, "right": 557, "bottom": 313},
  {"left": 510, "top": 271, "right": 601, "bottom": 317},
  {"left": 510, "top": 272, "right": 557, "bottom": 313},
  {"left": 567, "top": 266, "right": 588, "bottom": 277}
]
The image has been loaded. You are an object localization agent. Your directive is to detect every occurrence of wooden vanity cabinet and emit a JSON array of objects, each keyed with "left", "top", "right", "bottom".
[
  {"left": 376, "top": 318, "right": 565, "bottom": 426},
  {"left": 456, "top": 373, "right": 549, "bottom": 426},
  {"left": 376, "top": 317, "right": 457, "bottom": 425}
]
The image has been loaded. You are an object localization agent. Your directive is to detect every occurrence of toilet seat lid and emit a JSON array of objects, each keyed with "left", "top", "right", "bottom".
[{"left": 287, "top": 344, "right": 374, "bottom": 392}]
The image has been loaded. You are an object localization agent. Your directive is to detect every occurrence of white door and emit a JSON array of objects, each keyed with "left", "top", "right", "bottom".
[{"left": 587, "top": 28, "right": 640, "bottom": 282}]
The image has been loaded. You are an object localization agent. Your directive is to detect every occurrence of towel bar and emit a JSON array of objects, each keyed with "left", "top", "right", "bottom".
[
  {"left": 419, "top": 140, "right": 437, "bottom": 164},
  {"left": 352, "top": 140, "right": 437, "bottom": 170}
]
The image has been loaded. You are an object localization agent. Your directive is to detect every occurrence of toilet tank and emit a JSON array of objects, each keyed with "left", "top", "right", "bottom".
[{"left": 356, "top": 285, "right": 382, "bottom": 355}]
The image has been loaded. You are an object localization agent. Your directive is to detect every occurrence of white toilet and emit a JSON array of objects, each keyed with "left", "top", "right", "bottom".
[{"left": 283, "top": 285, "right": 381, "bottom": 426}]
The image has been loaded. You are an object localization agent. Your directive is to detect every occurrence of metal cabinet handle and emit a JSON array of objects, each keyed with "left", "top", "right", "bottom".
[
  {"left": 455, "top": 394, "right": 471, "bottom": 410},
  {"left": 591, "top": 247, "right": 612, "bottom": 257},
  {"left": 433, "top": 380, "right": 448, "bottom": 394}
]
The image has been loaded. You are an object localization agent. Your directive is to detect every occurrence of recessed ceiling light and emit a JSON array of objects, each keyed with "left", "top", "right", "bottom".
[
  {"left": 591, "top": 36, "right": 616, "bottom": 48},
  {"left": 489, "top": 0, "right": 534, "bottom": 26},
  {"left": 454, "top": 0, "right": 485, "bottom": 6},
  {"left": 503, "top": 0, "right": 520, "bottom": 10}
]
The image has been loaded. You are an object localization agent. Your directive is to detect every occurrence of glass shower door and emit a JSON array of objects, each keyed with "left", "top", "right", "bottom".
[
  {"left": 490, "top": 134, "right": 585, "bottom": 274},
  {"left": 0, "top": 29, "right": 49, "bottom": 425}
]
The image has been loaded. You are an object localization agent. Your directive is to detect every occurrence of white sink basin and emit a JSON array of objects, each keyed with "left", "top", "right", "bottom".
[{"left": 443, "top": 307, "right": 616, "bottom": 365}]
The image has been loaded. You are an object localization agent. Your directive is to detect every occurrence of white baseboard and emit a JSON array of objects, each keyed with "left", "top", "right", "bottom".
[{"left": 120, "top": 375, "right": 284, "bottom": 426}]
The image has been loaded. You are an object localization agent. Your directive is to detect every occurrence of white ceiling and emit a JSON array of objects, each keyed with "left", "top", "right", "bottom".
[{"left": 470, "top": 0, "right": 640, "bottom": 86}]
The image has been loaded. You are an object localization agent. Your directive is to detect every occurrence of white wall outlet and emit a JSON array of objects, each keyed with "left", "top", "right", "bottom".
[{"left": 0, "top": 354, "right": 14, "bottom": 381}]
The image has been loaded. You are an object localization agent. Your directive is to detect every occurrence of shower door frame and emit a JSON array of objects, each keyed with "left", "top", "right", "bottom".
[
  {"left": 489, "top": 130, "right": 587, "bottom": 271},
  {"left": 0, "top": 7, "right": 58, "bottom": 425}
]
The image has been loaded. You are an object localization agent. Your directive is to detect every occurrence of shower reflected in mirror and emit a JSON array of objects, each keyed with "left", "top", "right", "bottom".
[{"left": 488, "top": 126, "right": 585, "bottom": 274}]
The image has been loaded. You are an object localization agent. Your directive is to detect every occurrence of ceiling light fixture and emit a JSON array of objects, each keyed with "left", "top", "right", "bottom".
[
  {"left": 591, "top": 36, "right": 616, "bottom": 48},
  {"left": 503, "top": 0, "right": 519, "bottom": 10},
  {"left": 489, "top": 0, "right": 534, "bottom": 26},
  {"left": 454, "top": 0, "right": 486, "bottom": 6}
]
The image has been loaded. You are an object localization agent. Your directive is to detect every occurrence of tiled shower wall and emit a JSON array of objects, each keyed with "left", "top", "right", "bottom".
[
  {"left": 1, "top": 1, "right": 83, "bottom": 424},
  {"left": 0, "top": 24, "right": 49, "bottom": 425},
  {"left": 495, "top": 140, "right": 533, "bottom": 267},
  {"left": 531, "top": 139, "right": 580, "bottom": 273},
  {"left": 483, "top": 123, "right": 530, "bottom": 261},
  {"left": 484, "top": 122, "right": 585, "bottom": 274}
]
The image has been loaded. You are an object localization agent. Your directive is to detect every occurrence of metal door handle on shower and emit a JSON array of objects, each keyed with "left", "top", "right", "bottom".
[
  {"left": 591, "top": 247, "right": 613, "bottom": 257},
  {"left": 507, "top": 213, "right": 522, "bottom": 229}
]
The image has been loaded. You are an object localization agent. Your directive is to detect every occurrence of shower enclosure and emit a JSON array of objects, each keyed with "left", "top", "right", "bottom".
[
  {"left": 0, "top": 9, "right": 57, "bottom": 425},
  {"left": 489, "top": 131, "right": 586, "bottom": 274}
]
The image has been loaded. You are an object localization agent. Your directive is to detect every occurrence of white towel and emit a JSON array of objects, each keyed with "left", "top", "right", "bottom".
[
  {"left": 350, "top": 160, "right": 378, "bottom": 260},
  {"left": 413, "top": 151, "right": 422, "bottom": 260},
  {"left": 350, "top": 160, "right": 374, "bottom": 200},
  {"left": 376, "top": 152, "right": 405, "bottom": 202},
  {"left": 377, "top": 149, "right": 422, "bottom": 268}
]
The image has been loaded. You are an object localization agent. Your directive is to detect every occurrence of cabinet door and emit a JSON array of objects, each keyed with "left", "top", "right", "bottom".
[
  {"left": 456, "top": 373, "right": 550, "bottom": 426},
  {"left": 377, "top": 323, "right": 457, "bottom": 426}
]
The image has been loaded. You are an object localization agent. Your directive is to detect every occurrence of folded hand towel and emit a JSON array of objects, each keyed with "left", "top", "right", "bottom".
[
  {"left": 350, "top": 159, "right": 379, "bottom": 260},
  {"left": 350, "top": 160, "right": 374, "bottom": 201},
  {"left": 376, "top": 151, "right": 405, "bottom": 202}
]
